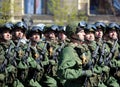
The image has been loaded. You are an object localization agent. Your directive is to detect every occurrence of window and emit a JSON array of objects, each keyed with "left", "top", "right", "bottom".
[
  {"left": 89, "top": 0, "right": 120, "bottom": 15},
  {"left": 24, "top": 0, "right": 49, "bottom": 15}
]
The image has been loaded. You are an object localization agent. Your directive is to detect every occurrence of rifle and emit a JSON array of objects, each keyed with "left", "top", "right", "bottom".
[
  {"left": 47, "top": 42, "right": 65, "bottom": 74},
  {"left": 104, "top": 39, "right": 118, "bottom": 65},
  {"left": 84, "top": 44, "right": 100, "bottom": 87},
  {"left": 0, "top": 43, "right": 13, "bottom": 72},
  {"left": 98, "top": 42, "right": 106, "bottom": 65},
  {"left": 53, "top": 42, "right": 65, "bottom": 63},
  {"left": 35, "top": 41, "right": 48, "bottom": 65},
  {"left": 11, "top": 39, "right": 21, "bottom": 67},
  {"left": 22, "top": 41, "right": 31, "bottom": 65},
  {"left": 32, "top": 42, "right": 48, "bottom": 81},
  {"left": 57, "top": 42, "right": 65, "bottom": 53}
]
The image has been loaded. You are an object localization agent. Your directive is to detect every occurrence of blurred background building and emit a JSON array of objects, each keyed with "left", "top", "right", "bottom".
[{"left": 1, "top": 0, "right": 120, "bottom": 24}]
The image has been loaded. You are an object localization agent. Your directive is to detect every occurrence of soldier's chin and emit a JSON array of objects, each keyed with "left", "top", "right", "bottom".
[
  {"left": 113, "top": 38, "right": 118, "bottom": 40},
  {"left": 4, "top": 38, "right": 11, "bottom": 41}
]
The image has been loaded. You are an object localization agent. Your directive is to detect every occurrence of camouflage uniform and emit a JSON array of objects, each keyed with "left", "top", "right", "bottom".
[
  {"left": 26, "top": 25, "right": 48, "bottom": 87},
  {"left": 57, "top": 22, "right": 93, "bottom": 87},
  {"left": 84, "top": 24, "right": 110, "bottom": 87},
  {"left": 12, "top": 22, "right": 29, "bottom": 86},
  {"left": 41, "top": 25, "right": 60, "bottom": 87},
  {"left": 0, "top": 22, "right": 24, "bottom": 87},
  {"left": 104, "top": 22, "right": 120, "bottom": 87}
]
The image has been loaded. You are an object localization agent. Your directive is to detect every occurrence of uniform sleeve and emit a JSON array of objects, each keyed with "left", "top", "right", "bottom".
[
  {"left": 57, "top": 46, "right": 83, "bottom": 80},
  {"left": 0, "top": 46, "right": 5, "bottom": 64}
]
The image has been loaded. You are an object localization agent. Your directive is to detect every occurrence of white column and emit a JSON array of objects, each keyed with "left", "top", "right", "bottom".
[
  {"left": 21, "top": 0, "right": 24, "bottom": 15},
  {"left": 10, "top": 0, "right": 15, "bottom": 22}
]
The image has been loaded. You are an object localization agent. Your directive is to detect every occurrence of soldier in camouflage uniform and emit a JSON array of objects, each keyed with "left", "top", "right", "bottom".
[
  {"left": 41, "top": 25, "right": 60, "bottom": 87},
  {"left": 84, "top": 24, "right": 110, "bottom": 87},
  {"left": 26, "top": 25, "right": 49, "bottom": 87},
  {"left": 104, "top": 22, "right": 120, "bottom": 87},
  {"left": 0, "top": 22, "right": 24, "bottom": 87},
  {"left": 57, "top": 25, "right": 70, "bottom": 87},
  {"left": 57, "top": 22, "right": 93, "bottom": 87},
  {"left": 12, "top": 21, "right": 29, "bottom": 86}
]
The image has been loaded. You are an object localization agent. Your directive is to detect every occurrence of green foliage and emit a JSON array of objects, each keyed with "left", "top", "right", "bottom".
[
  {"left": 0, "top": 0, "right": 11, "bottom": 24},
  {"left": 0, "top": 0, "right": 20, "bottom": 24},
  {"left": 48, "top": 0, "right": 88, "bottom": 25}
]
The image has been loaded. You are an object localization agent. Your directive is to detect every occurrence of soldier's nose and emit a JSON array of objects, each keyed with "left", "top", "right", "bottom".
[{"left": 18, "top": 32, "right": 21, "bottom": 35}]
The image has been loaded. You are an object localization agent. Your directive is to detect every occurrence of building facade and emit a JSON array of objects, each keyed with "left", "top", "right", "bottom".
[{"left": 8, "top": 0, "right": 120, "bottom": 24}]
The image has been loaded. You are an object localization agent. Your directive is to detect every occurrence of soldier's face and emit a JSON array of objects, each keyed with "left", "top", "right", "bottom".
[
  {"left": 31, "top": 33, "right": 40, "bottom": 42},
  {"left": 95, "top": 29, "right": 103, "bottom": 39},
  {"left": 76, "top": 30, "right": 85, "bottom": 41},
  {"left": 15, "top": 29, "right": 24, "bottom": 39},
  {"left": 109, "top": 30, "right": 118, "bottom": 40},
  {"left": 48, "top": 31, "right": 56, "bottom": 40},
  {"left": 3, "top": 30, "right": 12, "bottom": 41},
  {"left": 85, "top": 32, "right": 95, "bottom": 41},
  {"left": 58, "top": 32, "right": 67, "bottom": 41}
]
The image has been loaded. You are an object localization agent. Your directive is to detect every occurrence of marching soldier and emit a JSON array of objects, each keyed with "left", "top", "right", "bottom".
[
  {"left": 26, "top": 25, "right": 49, "bottom": 87},
  {"left": 57, "top": 22, "right": 93, "bottom": 87},
  {"left": 42, "top": 25, "right": 60, "bottom": 87},
  {"left": 0, "top": 22, "right": 24, "bottom": 87},
  {"left": 105, "top": 22, "right": 120, "bottom": 87},
  {"left": 12, "top": 21, "right": 29, "bottom": 86}
]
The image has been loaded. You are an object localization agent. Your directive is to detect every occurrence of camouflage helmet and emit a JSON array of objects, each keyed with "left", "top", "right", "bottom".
[
  {"left": 14, "top": 21, "right": 28, "bottom": 32},
  {"left": 58, "top": 26, "right": 66, "bottom": 33},
  {"left": 43, "top": 24, "right": 58, "bottom": 33},
  {"left": 94, "top": 22, "right": 106, "bottom": 31},
  {"left": 85, "top": 24, "right": 96, "bottom": 33},
  {"left": 65, "top": 22, "right": 80, "bottom": 38},
  {"left": 107, "top": 22, "right": 120, "bottom": 30},
  {"left": 78, "top": 21, "right": 87, "bottom": 29},
  {"left": 36, "top": 23, "right": 45, "bottom": 31},
  {"left": 29, "top": 25, "right": 43, "bottom": 37},
  {"left": 1, "top": 22, "right": 14, "bottom": 32}
]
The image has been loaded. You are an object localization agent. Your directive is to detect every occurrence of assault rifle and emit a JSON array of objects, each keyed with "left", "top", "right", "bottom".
[
  {"left": 22, "top": 41, "right": 31, "bottom": 65},
  {"left": 35, "top": 41, "right": 48, "bottom": 66},
  {"left": 104, "top": 39, "right": 118, "bottom": 65},
  {"left": 98, "top": 42, "right": 106, "bottom": 65},
  {"left": 47, "top": 42, "right": 65, "bottom": 74},
  {"left": 12, "top": 39, "right": 21, "bottom": 67},
  {"left": 84, "top": 44, "right": 100, "bottom": 87},
  {"left": 0, "top": 43, "right": 13, "bottom": 72},
  {"left": 33, "top": 42, "right": 48, "bottom": 81}
]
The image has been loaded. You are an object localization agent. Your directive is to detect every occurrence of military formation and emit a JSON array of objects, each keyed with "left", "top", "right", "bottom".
[{"left": 0, "top": 20, "right": 120, "bottom": 87}]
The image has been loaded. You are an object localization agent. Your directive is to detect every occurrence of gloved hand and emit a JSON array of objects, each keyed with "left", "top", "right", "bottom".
[{"left": 82, "top": 70, "right": 93, "bottom": 77}]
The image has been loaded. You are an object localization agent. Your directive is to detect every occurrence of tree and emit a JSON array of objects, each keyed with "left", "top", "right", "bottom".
[
  {"left": 48, "top": 0, "right": 88, "bottom": 25},
  {"left": 0, "top": 0, "right": 20, "bottom": 24}
]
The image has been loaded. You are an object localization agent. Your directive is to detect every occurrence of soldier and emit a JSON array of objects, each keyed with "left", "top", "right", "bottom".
[
  {"left": 84, "top": 24, "right": 110, "bottom": 87},
  {"left": 57, "top": 25, "right": 70, "bottom": 58},
  {"left": 42, "top": 25, "right": 60, "bottom": 87},
  {"left": 94, "top": 21, "right": 106, "bottom": 42},
  {"left": 94, "top": 22, "right": 112, "bottom": 86},
  {"left": 0, "top": 22, "right": 24, "bottom": 87},
  {"left": 12, "top": 21, "right": 29, "bottom": 86},
  {"left": 57, "top": 22, "right": 93, "bottom": 87},
  {"left": 105, "top": 22, "right": 120, "bottom": 87},
  {"left": 57, "top": 26, "right": 67, "bottom": 42},
  {"left": 26, "top": 25, "right": 49, "bottom": 87}
]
